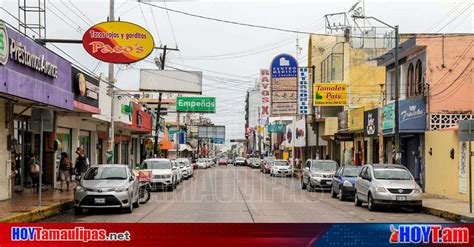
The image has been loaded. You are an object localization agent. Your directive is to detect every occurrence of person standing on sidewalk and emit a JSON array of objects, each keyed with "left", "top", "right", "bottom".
[
  {"left": 59, "top": 152, "right": 72, "bottom": 192},
  {"left": 75, "top": 147, "right": 89, "bottom": 178},
  {"left": 29, "top": 154, "right": 40, "bottom": 193}
]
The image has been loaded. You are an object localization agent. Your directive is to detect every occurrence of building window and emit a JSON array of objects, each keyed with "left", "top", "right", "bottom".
[
  {"left": 406, "top": 63, "right": 415, "bottom": 97},
  {"left": 415, "top": 59, "right": 423, "bottom": 96}
]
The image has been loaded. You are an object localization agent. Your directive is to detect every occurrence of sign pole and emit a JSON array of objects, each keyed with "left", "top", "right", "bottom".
[
  {"left": 108, "top": 0, "right": 115, "bottom": 163},
  {"left": 38, "top": 112, "right": 43, "bottom": 207}
]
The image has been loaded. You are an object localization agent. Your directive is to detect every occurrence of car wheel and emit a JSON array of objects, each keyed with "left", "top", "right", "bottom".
[
  {"left": 124, "top": 196, "right": 133, "bottom": 213},
  {"left": 367, "top": 193, "right": 377, "bottom": 211},
  {"left": 331, "top": 186, "right": 337, "bottom": 198},
  {"left": 354, "top": 191, "right": 362, "bottom": 207},
  {"left": 306, "top": 181, "right": 313, "bottom": 192},
  {"left": 338, "top": 186, "right": 344, "bottom": 201},
  {"left": 301, "top": 178, "right": 307, "bottom": 190},
  {"left": 74, "top": 206, "right": 82, "bottom": 215},
  {"left": 133, "top": 193, "right": 140, "bottom": 208}
]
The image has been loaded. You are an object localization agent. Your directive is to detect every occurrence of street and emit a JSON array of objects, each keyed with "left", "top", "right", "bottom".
[{"left": 43, "top": 166, "right": 450, "bottom": 223}]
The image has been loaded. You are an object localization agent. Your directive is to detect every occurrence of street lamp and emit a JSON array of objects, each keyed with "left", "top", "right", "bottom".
[{"left": 352, "top": 15, "right": 400, "bottom": 164}]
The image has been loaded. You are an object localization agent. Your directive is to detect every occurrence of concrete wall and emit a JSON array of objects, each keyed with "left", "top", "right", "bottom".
[
  {"left": 425, "top": 130, "right": 472, "bottom": 201},
  {"left": 0, "top": 100, "right": 11, "bottom": 200}
]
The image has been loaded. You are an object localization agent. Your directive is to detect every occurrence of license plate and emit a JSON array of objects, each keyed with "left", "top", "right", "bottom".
[
  {"left": 396, "top": 196, "right": 407, "bottom": 201},
  {"left": 94, "top": 198, "right": 105, "bottom": 204}
]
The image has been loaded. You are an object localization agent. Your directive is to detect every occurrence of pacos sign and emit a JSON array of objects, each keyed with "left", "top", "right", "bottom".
[{"left": 82, "top": 21, "right": 154, "bottom": 64}]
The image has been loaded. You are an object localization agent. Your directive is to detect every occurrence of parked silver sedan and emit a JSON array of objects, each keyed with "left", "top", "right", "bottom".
[
  {"left": 354, "top": 164, "right": 423, "bottom": 212},
  {"left": 74, "top": 164, "right": 140, "bottom": 215}
]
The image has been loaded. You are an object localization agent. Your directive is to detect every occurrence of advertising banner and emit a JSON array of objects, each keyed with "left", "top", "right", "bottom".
[
  {"left": 313, "top": 83, "right": 347, "bottom": 106},
  {"left": 383, "top": 102, "right": 395, "bottom": 133},
  {"left": 140, "top": 70, "right": 203, "bottom": 94},
  {"left": 260, "top": 69, "right": 271, "bottom": 116},
  {"left": 399, "top": 98, "right": 426, "bottom": 132},
  {"left": 298, "top": 67, "right": 310, "bottom": 115},
  {"left": 176, "top": 96, "right": 216, "bottom": 113},
  {"left": 364, "top": 108, "right": 379, "bottom": 137},
  {"left": 349, "top": 107, "right": 364, "bottom": 131},
  {"left": 82, "top": 21, "right": 154, "bottom": 64},
  {"left": 267, "top": 123, "right": 285, "bottom": 133},
  {"left": 338, "top": 111, "right": 348, "bottom": 131},
  {"left": 294, "top": 118, "right": 306, "bottom": 147},
  {"left": 270, "top": 54, "right": 298, "bottom": 116}
]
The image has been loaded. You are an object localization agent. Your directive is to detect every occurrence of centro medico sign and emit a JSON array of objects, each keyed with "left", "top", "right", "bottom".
[{"left": 176, "top": 96, "right": 216, "bottom": 113}]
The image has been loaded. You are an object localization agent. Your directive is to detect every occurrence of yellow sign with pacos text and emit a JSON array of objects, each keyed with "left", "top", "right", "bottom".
[{"left": 313, "top": 83, "right": 348, "bottom": 106}]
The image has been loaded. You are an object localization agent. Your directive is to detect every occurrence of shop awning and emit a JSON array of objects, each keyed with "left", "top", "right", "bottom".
[{"left": 160, "top": 139, "right": 173, "bottom": 150}]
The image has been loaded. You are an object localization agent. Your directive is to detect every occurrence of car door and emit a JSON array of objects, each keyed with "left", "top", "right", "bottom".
[
  {"left": 356, "top": 166, "right": 366, "bottom": 200},
  {"left": 333, "top": 167, "right": 343, "bottom": 193},
  {"left": 358, "top": 166, "right": 371, "bottom": 201}
]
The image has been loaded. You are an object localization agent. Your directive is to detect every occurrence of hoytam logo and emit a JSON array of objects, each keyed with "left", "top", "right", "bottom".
[
  {"left": 11, "top": 227, "right": 131, "bottom": 242},
  {"left": 390, "top": 224, "right": 469, "bottom": 244}
]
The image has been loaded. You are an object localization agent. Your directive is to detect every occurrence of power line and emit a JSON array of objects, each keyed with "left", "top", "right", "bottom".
[
  {"left": 148, "top": 4, "right": 162, "bottom": 46},
  {"left": 162, "top": 0, "right": 186, "bottom": 68},
  {"left": 436, "top": 3, "right": 473, "bottom": 32},
  {"left": 141, "top": 1, "right": 321, "bottom": 35}
]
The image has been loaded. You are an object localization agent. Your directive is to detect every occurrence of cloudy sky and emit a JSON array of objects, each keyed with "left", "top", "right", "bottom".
[{"left": 1, "top": 0, "right": 471, "bottom": 141}]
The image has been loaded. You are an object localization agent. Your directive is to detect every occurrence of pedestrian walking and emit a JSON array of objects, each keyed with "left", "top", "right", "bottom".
[
  {"left": 59, "top": 152, "right": 72, "bottom": 192},
  {"left": 29, "top": 154, "right": 40, "bottom": 193},
  {"left": 75, "top": 147, "right": 89, "bottom": 178}
]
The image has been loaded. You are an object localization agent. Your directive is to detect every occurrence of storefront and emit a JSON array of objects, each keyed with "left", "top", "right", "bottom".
[
  {"left": 0, "top": 21, "right": 73, "bottom": 198},
  {"left": 383, "top": 99, "right": 426, "bottom": 185},
  {"left": 364, "top": 108, "right": 379, "bottom": 164},
  {"left": 336, "top": 111, "right": 353, "bottom": 166},
  {"left": 348, "top": 107, "right": 365, "bottom": 166}
]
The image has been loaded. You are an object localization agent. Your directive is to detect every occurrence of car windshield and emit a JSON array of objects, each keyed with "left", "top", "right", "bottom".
[
  {"left": 178, "top": 162, "right": 186, "bottom": 168},
  {"left": 374, "top": 168, "right": 413, "bottom": 180},
  {"left": 311, "top": 161, "right": 337, "bottom": 171},
  {"left": 274, "top": 161, "right": 289, "bottom": 166},
  {"left": 342, "top": 167, "right": 361, "bottom": 177},
  {"left": 83, "top": 166, "right": 127, "bottom": 180},
  {"left": 142, "top": 160, "right": 171, "bottom": 169}
]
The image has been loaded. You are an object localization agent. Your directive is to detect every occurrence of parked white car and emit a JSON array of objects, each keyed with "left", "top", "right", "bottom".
[
  {"left": 354, "top": 164, "right": 423, "bottom": 212},
  {"left": 142, "top": 158, "right": 178, "bottom": 191},
  {"left": 270, "top": 160, "right": 292, "bottom": 177},
  {"left": 176, "top": 158, "right": 193, "bottom": 179},
  {"left": 172, "top": 160, "right": 183, "bottom": 183},
  {"left": 205, "top": 158, "right": 215, "bottom": 167},
  {"left": 301, "top": 159, "right": 338, "bottom": 191}
]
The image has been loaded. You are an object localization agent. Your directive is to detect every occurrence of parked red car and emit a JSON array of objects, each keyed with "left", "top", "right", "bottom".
[
  {"left": 192, "top": 163, "right": 198, "bottom": 169},
  {"left": 219, "top": 158, "right": 228, "bottom": 166}
]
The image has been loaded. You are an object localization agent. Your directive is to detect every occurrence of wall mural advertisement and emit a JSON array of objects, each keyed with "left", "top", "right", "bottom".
[{"left": 270, "top": 54, "right": 298, "bottom": 116}]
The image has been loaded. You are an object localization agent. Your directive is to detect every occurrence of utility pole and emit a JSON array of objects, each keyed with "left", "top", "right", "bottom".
[
  {"left": 379, "top": 84, "right": 385, "bottom": 164},
  {"left": 108, "top": 0, "right": 115, "bottom": 163},
  {"left": 393, "top": 26, "right": 401, "bottom": 164},
  {"left": 154, "top": 45, "right": 167, "bottom": 156}
]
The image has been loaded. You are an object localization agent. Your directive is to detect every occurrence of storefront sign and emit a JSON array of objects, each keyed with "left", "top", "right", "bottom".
[
  {"left": 383, "top": 102, "right": 395, "bottom": 132},
  {"left": 0, "top": 22, "right": 73, "bottom": 110},
  {"left": 176, "top": 96, "right": 216, "bottom": 113},
  {"left": 121, "top": 102, "right": 133, "bottom": 121},
  {"left": 399, "top": 98, "right": 426, "bottom": 132},
  {"left": 260, "top": 69, "right": 271, "bottom": 116},
  {"left": 364, "top": 108, "right": 379, "bottom": 137},
  {"left": 335, "top": 132, "right": 354, "bottom": 141},
  {"left": 298, "top": 67, "right": 310, "bottom": 115},
  {"left": 73, "top": 67, "right": 99, "bottom": 109},
  {"left": 313, "top": 83, "right": 347, "bottom": 106},
  {"left": 338, "top": 111, "right": 348, "bottom": 131},
  {"left": 349, "top": 107, "right": 364, "bottom": 131},
  {"left": 270, "top": 54, "right": 298, "bottom": 116},
  {"left": 267, "top": 123, "right": 285, "bottom": 133},
  {"left": 82, "top": 21, "right": 154, "bottom": 64},
  {"left": 285, "top": 125, "right": 293, "bottom": 146}
]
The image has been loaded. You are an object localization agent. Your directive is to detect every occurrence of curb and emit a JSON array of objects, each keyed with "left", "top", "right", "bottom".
[
  {"left": 422, "top": 206, "right": 474, "bottom": 223},
  {"left": 0, "top": 200, "right": 73, "bottom": 223}
]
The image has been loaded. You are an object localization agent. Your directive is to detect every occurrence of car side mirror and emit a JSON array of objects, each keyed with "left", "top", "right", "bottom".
[
  {"left": 129, "top": 176, "right": 134, "bottom": 182},
  {"left": 76, "top": 175, "right": 81, "bottom": 181}
]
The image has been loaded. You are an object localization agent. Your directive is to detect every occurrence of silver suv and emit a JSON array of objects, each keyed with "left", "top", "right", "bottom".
[
  {"left": 301, "top": 159, "right": 338, "bottom": 191},
  {"left": 354, "top": 164, "right": 423, "bottom": 212}
]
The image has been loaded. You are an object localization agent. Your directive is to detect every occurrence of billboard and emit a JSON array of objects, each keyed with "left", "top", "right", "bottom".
[
  {"left": 294, "top": 118, "right": 306, "bottom": 147},
  {"left": 298, "top": 67, "right": 310, "bottom": 115},
  {"left": 82, "top": 21, "right": 154, "bottom": 64},
  {"left": 270, "top": 54, "right": 298, "bottom": 116},
  {"left": 364, "top": 108, "right": 379, "bottom": 137},
  {"left": 260, "top": 69, "right": 271, "bottom": 117},
  {"left": 140, "top": 69, "right": 203, "bottom": 94},
  {"left": 176, "top": 96, "right": 216, "bottom": 113},
  {"left": 198, "top": 126, "right": 225, "bottom": 143},
  {"left": 314, "top": 83, "right": 348, "bottom": 106}
]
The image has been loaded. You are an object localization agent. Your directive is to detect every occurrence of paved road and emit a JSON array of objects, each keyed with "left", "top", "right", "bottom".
[{"left": 42, "top": 166, "right": 450, "bottom": 223}]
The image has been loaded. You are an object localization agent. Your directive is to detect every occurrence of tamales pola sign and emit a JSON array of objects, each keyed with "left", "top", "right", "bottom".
[{"left": 82, "top": 21, "right": 154, "bottom": 64}]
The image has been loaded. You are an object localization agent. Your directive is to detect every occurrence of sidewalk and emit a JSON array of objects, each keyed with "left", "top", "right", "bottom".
[
  {"left": 422, "top": 193, "right": 474, "bottom": 222},
  {"left": 0, "top": 184, "right": 74, "bottom": 223}
]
